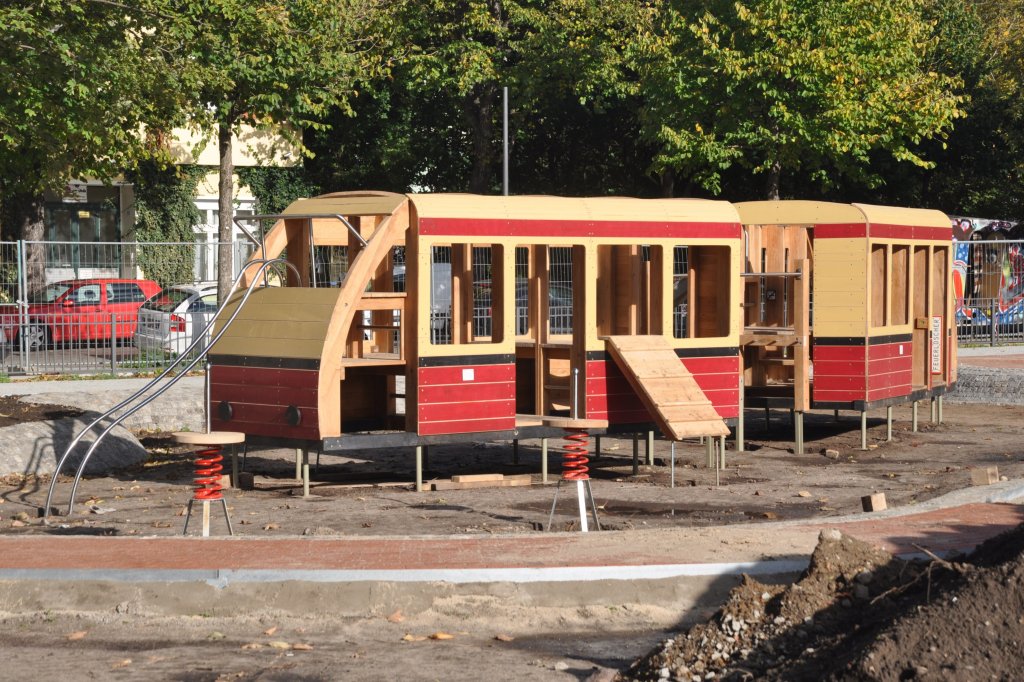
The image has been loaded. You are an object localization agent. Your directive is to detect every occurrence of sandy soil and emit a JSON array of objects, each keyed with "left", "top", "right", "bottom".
[
  {"left": 0, "top": 400, "right": 1021, "bottom": 680},
  {"left": 3, "top": 401, "right": 1019, "bottom": 538}
]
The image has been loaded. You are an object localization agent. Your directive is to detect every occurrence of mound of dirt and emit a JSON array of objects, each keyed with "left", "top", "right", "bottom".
[
  {"left": 620, "top": 524, "right": 1024, "bottom": 681},
  {"left": 0, "top": 395, "right": 82, "bottom": 426}
]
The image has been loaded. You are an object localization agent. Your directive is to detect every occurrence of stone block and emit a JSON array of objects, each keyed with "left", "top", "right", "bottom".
[{"left": 861, "top": 493, "right": 887, "bottom": 512}]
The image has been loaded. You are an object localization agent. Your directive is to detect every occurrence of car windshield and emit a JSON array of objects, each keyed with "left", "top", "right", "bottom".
[
  {"left": 142, "top": 289, "right": 191, "bottom": 313},
  {"left": 28, "top": 283, "right": 71, "bottom": 303}
]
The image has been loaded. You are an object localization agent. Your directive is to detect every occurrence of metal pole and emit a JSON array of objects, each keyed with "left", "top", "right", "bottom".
[
  {"left": 670, "top": 441, "right": 675, "bottom": 488},
  {"left": 502, "top": 86, "right": 509, "bottom": 196},
  {"left": 886, "top": 406, "right": 893, "bottom": 441},
  {"left": 204, "top": 361, "right": 212, "bottom": 433},
  {"left": 860, "top": 411, "right": 868, "bottom": 450},
  {"left": 736, "top": 374, "right": 745, "bottom": 452},
  {"left": 110, "top": 313, "right": 116, "bottom": 374}
]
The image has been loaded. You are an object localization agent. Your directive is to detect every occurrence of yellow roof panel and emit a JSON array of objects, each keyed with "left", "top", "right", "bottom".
[
  {"left": 852, "top": 203, "right": 950, "bottom": 229},
  {"left": 735, "top": 200, "right": 864, "bottom": 225},
  {"left": 736, "top": 200, "right": 951, "bottom": 229},
  {"left": 409, "top": 194, "right": 740, "bottom": 224},
  {"left": 282, "top": 192, "right": 407, "bottom": 217}
]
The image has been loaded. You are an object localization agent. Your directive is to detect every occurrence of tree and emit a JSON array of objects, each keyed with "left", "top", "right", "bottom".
[
  {"left": 636, "top": 0, "right": 966, "bottom": 199},
  {"left": 0, "top": 0, "right": 190, "bottom": 286},
  {"left": 160, "top": 0, "right": 382, "bottom": 298}
]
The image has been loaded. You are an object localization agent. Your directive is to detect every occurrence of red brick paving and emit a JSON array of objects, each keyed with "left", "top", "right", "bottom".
[{"left": 1, "top": 503, "right": 1020, "bottom": 574}]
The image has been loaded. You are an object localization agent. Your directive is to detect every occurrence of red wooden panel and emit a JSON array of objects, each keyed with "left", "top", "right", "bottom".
[
  {"left": 212, "top": 384, "right": 318, "bottom": 408},
  {"left": 418, "top": 416, "right": 516, "bottom": 436},
  {"left": 681, "top": 356, "right": 740, "bottom": 375},
  {"left": 814, "top": 223, "right": 866, "bottom": 239},
  {"left": 418, "top": 217, "right": 741, "bottom": 240},
  {"left": 418, "top": 381, "right": 515, "bottom": 404},
  {"left": 585, "top": 360, "right": 617, "bottom": 380},
  {"left": 813, "top": 389, "right": 865, "bottom": 402},
  {"left": 691, "top": 372, "right": 740, "bottom": 391},
  {"left": 212, "top": 403, "right": 320, "bottom": 440},
  {"left": 211, "top": 365, "right": 317, "bottom": 389},
  {"left": 814, "top": 345, "right": 866, "bottom": 362},
  {"left": 813, "top": 360, "right": 866, "bottom": 376},
  {"left": 868, "top": 343, "right": 913, "bottom": 360},
  {"left": 417, "top": 398, "right": 515, "bottom": 422},
  {"left": 867, "top": 357, "right": 913, "bottom": 375},
  {"left": 814, "top": 375, "right": 867, "bottom": 390},
  {"left": 586, "top": 374, "right": 635, "bottom": 397},
  {"left": 870, "top": 224, "right": 951, "bottom": 241},
  {"left": 418, "top": 363, "right": 515, "bottom": 386}
]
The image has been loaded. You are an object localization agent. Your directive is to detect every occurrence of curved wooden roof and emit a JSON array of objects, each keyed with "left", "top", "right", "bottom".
[
  {"left": 735, "top": 200, "right": 950, "bottom": 229},
  {"left": 281, "top": 191, "right": 407, "bottom": 217},
  {"left": 408, "top": 194, "right": 741, "bottom": 224}
]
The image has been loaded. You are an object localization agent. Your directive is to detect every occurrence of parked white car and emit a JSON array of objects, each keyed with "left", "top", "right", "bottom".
[{"left": 134, "top": 284, "right": 219, "bottom": 355}]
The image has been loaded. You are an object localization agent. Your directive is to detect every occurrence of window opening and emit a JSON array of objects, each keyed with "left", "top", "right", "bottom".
[
  {"left": 515, "top": 247, "right": 530, "bottom": 335},
  {"left": 430, "top": 246, "right": 452, "bottom": 344},
  {"left": 549, "top": 246, "right": 573, "bottom": 335},
  {"left": 673, "top": 246, "right": 689, "bottom": 338}
]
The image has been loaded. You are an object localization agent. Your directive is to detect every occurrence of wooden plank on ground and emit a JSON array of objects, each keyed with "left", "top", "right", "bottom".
[
  {"left": 451, "top": 473, "right": 505, "bottom": 483},
  {"left": 430, "top": 474, "right": 533, "bottom": 491}
]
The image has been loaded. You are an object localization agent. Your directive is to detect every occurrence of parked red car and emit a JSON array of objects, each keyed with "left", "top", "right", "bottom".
[{"left": 0, "top": 278, "right": 162, "bottom": 350}]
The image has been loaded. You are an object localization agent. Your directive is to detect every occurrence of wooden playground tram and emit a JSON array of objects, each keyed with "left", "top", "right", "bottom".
[{"left": 205, "top": 192, "right": 955, "bottom": 488}]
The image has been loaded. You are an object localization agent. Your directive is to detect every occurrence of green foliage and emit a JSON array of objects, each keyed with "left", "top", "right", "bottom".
[
  {"left": 236, "top": 167, "right": 320, "bottom": 229},
  {"left": 635, "top": 0, "right": 966, "bottom": 198},
  {"left": 129, "top": 164, "right": 205, "bottom": 287},
  {"left": 0, "top": 0, "right": 191, "bottom": 200}
]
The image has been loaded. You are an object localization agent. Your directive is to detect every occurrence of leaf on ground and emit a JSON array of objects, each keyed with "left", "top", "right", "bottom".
[
  {"left": 208, "top": 631, "right": 225, "bottom": 640},
  {"left": 292, "top": 643, "right": 313, "bottom": 651},
  {"left": 797, "top": 490, "right": 812, "bottom": 497},
  {"left": 429, "top": 632, "right": 455, "bottom": 640},
  {"left": 386, "top": 610, "right": 404, "bottom": 623},
  {"left": 402, "top": 634, "right": 427, "bottom": 642},
  {"left": 263, "top": 523, "right": 280, "bottom": 531},
  {"left": 267, "top": 641, "right": 291, "bottom": 649},
  {"left": 67, "top": 630, "right": 88, "bottom": 641},
  {"left": 111, "top": 659, "right": 132, "bottom": 669},
  {"left": 263, "top": 626, "right": 278, "bottom": 636},
  {"left": 241, "top": 643, "right": 262, "bottom": 650},
  {"left": 494, "top": 633, "right": 515, "bottom": 642}
]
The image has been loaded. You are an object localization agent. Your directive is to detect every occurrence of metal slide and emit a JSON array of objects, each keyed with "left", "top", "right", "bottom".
[{"left": 42, "top": 258, "right": 300, "bottom": 519}]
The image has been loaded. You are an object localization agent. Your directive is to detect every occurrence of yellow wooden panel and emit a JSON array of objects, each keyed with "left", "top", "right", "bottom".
[
  {"left": 853, "top": 203, "right": 951, "bottom": 229},
  {"left": 282, "top": 192, "right": 407, "bottom": 218},
  {"left": 218, "top": 319, "right": 331, "bottom": 341},
  {"left": 210, "top": 336, "right": 325, "bottom": 359},
  {"left": 411, "top": 194, "right": 741, "bottom": 225},
  {"left": 736, "top": 200, "right": 864, "bottom": 226}
]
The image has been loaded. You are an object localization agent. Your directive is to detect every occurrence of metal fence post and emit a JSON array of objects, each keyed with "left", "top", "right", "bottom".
[{"left": 110, "top": 312, "right": 117, "bottom": 374}]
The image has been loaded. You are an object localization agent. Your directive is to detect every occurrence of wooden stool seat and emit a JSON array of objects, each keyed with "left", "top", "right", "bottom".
[
  {"left": 540, "top": 416, "right": 609, "bottom": 429},
  {"left": 172, "top": 431, "right": 246, "bottom": 446}
]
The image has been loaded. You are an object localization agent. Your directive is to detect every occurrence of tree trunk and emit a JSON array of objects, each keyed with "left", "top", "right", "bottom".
[
  {"left": 217, "top": 122, "right": 235, "bottom": 301},
  {"left": 466, "top": 84, "right": 497, "bottom": 194},
  {"left": 7, "top": 193, "right": 46, "bottom": 293},
  {"left": 765, "top": 159, "right": 782, "bottom": 200},
  {"left": 659, "top": 169, "right": 676, "bottom": 198}
]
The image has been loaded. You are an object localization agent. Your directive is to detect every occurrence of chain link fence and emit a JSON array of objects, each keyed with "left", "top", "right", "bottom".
[{"left": 0, "top": 240, "right": 254, "bottom": 377}]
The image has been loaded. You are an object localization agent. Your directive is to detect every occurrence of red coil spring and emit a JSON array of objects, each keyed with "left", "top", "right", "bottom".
[
  {"left": 561, "top": 428, "right": 590, "bottom": 481},
  {"left": 193, "top": 445, "right": 224, "bottom": 501}
]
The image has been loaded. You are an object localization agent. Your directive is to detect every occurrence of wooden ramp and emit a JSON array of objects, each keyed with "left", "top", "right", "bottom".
[{"left": 604, "top": 336, "right": 730, "bottom": 440}]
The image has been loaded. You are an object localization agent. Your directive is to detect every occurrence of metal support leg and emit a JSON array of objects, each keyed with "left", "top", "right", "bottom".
[
  {"left": 302, "top": 448, "right": 310, "bottom": 499},
  {"left": 294, "top": 447, "right": 302, "bottom": 481},
  {"left": 860, "top": 411, "right": 868, "bottom": 450},
  {"left": 719, "top": 435, "right": 726, "bottom": 468},
  {"left": 182, "top": 498, "right": 232, "bottom": 537},
  {"left": 513, "top": 439, "right": 519, "bottom": 465},
  {"left": 912, "top": 401, "right": 919, "bottom": 432},
  {"left": 546, "top": 478, "right": 601, "bottom": 532},
  {"left": 415, "top": 445, "right": 423, "bottom": 492},
  {"left": 646, "top": 431, "right": 655, "bottom": 466},
  {"left": 764, "top": 407, "right": 770, "bottom": 429},
  {"left": 594, "top": 436, "right": 601, "bottom": 459},
  {"left": 886, "top": 406, "right": 893, "bottom": 441},
  {"left": 705, "top": 437, "right": 714, "bottom": 468},
  {"left": 230, "top": 444, "right": 238, "bottom": 488},
  {"left": 670, "top": 441, "right": 676, "bottom": 488},
  {"left": 930, "top": 398, "right": 937, "bottom": 423},
  {"left": 834, "top": 409, "right": 840, "bottom": 422},
  {"left": 795, "top": 412, "right": 804, "bottom": 455},
  {"left": 937, "top": 396, "right": 943, "bottom": 423},
  {"left": 541, "top": 438, "right": 548, "bottom": 483},
  {"left": 736, "top": 377, "right": 745, "bottom": 452},
  {"left": 632, "top": 435, "right": 639, "bottom": 475}
]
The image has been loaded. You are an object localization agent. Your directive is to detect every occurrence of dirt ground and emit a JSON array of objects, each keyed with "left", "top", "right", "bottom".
[
  {"left": 2, "top": 400, "right": 1020, "bottom": 537},
  {"left": 0, "top": 398, "right": 1022, "bottom": 680}
]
